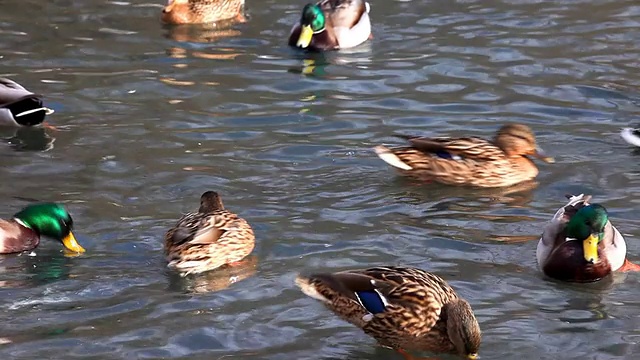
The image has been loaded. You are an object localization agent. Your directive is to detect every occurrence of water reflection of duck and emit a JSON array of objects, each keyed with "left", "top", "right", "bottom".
[
  {"left": 537, "top": 194, "right": 640, "bottom": 283},
  {"left": 0, "top": 78, "right": 54, "bottom": 127},
  {"left": 167, "top": 255, "right": 258, "bottom": 294},
  {"left": 375, "top": 124, "right": 555, "bottom": 188},
  {"left": 161, "top": 0, "right": 246, "bottom": 25},
  {"left": 0, "top": 126, "right": 55, "bottom": 152}
]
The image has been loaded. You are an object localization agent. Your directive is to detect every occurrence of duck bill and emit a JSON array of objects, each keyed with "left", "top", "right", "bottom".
[
  {"left": 467, "top": 354, "right": 478, "bottom": 360},
  {"left": 533, "top": 146, "right": 555, "bottom": 163},
  {"left": 62, "top": 232, "right": 86, "bottom": 253},
  {"left": 296, "top": 25, "right": 314, "bottom": 48},
  {"left": 583, "top": 234, "right": 599, "bottom": 263}
]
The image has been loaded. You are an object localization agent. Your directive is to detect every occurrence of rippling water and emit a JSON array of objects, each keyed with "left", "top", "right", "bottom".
[{"left": 2, "top": 0, "right": 640, "bottom": 359}]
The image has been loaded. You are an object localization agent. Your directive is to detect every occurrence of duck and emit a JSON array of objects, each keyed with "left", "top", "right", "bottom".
[
  {"left": 0, "top": 203, "right": 85, "bottom": 254},
  {"left": 620, "top": 127, "right": 640, "bottom": 147},
  {"left": 374, "top": 123, "right": 555, "bottom": 188},
  {"left": 289, "top": 0, "right": 371, "bottom": 51},
  {"left": 161, "top": 0, "right": 246, "bottom": 25},
  {"left": 164, "top": 191, "right": 255, "bottom": 276},
  {"left": 296, "top": 266, "right": 481, "bottom": 359},
  {"left": 537, "top": 194, "right": 640, "bottom": 282},
  {"left": 0, "top": 78, "right": 54, "bottom": 127}
]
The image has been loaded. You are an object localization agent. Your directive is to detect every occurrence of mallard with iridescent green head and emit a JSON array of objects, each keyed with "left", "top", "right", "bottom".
[
  {"left": 289, "top": 0, "right": 371, "bottom": 51},
  {"left": 0, "top": 203, "right": 84, "bottom": 254},
  {"left": 296, "top": 266, "right": 481, "bottom": 359},
  {"left": 537, "top": 194, "right": 640, "bottom": 282}
]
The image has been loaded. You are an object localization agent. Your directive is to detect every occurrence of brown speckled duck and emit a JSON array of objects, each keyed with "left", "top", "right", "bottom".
[
  {"left": 0, "top": 203, "right": 84, "bottom": 254},
  {"left": 164, "top": 191, "right": 255, "bottom": 276},
  {"left": 374, "top": 123, "right": 555, "bottom": 188},
  {"left": 161, "top": 0, "right": 246, "bottom": 25},
  {"left": 296, "top": 266, "right": 481, "bottom": 359},
  {"left": 537, "top": 194, "right": 640, "bottom": 282}
]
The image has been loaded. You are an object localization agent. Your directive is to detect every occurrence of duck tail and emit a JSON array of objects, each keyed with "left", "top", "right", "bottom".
[
  {"left": 621, "top": 128, "right": 640, "bottom": 147},
  {"left": 374, "top": 145, "right": 413, "bottom": 170}
]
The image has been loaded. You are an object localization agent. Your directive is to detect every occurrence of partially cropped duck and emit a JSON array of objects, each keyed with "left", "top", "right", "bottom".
[
  {"left": 537, "top": 194, "right": 640, "bottom": 282},
  {"left": 0, "top": 78, "right": 54, "bottom": 127},
  {"left": 374, "top": 123, "right": 555, "bottom": 188},
  {"left": 164, "top": 191, "right": 255, "bottom": 276},
  {"left": 620, "top": 127, "right": 640, "bottom": 147},
  {"left": 161, "top": 0, "right": 245, "bottom": 25},
  {"left": 296, "top": 266, "right": 481, "bottom": 359},
  {"left": 0, "top": 203, "right": 85, "bottom": 254},
  {"left": 289, "top": 0, "right": 371, "bottom": 51}
]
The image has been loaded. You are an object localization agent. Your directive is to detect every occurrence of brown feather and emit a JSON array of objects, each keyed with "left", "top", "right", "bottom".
[{"left": 0, "top": 219, "right": 40, "bottom": 254}]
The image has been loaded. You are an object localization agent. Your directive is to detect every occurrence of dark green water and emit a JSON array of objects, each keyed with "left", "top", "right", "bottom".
[{"left": 2, "top": 0, "right": 640, "bottom": 359}]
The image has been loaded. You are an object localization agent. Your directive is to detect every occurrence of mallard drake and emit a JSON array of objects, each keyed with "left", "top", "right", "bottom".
[
  {"left": 0, "top": 78, "right": 54, "bottom": 127},
  {"left": 620, "top": 128, "right": 640, "bottom": 147},
  {"left": 296, "top": 266, "right": 481, "bottom": 359},
  {"left": 161, "top": 0, "right": 246, "bottom": 25},
  {"left": 164, "top": 191, "right": 255, "bottom": 276},
  {"left": 537, "top": 194, "right": 640, "bottom": 282},
  {"left": 289, "top": 0, "right": 371, "bottom": 51},
  {"left": 0, "top": 203, "right": 84, "bottom": 254},
  {"left": 374, "top": 123, "right": 555, "bottom": 188}
]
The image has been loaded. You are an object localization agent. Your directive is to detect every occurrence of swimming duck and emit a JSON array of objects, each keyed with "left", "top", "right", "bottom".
[
  {"left": 537, "top": 194, "right": 640, "bottom": 282},
  {"left": 296, "top": 266, "right": 481, "bottom": 359},
  {"left": 289, "top": 0, "right": 371, "bottom": 51},
  {"left": 0, "top": 78, "right": 54, "bottom": 127},
  {"left": 164, "top": 191, "right": 255, "bottom": 276},
  {"left": 0, "top": 203, "right": 85, "bottom": 254},
  {"left": 620, "top": 128, "right": 640, "bottom": 147},
  {"left": 161, "top": 0, "right": 245, "bottom": 25},
  {"left": 374, "top": 123, "right": 555, "bottom": 188}
]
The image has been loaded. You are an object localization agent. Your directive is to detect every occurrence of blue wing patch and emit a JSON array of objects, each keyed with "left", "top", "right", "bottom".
[
  {"left": 355, "top": 290, "right": 387, "bottom": 314},
  {"left": 435, "top": 151, "right": 462, "bottom": 160}
]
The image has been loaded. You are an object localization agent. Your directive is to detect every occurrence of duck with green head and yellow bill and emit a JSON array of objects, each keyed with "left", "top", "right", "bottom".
[
  {"left": 296, "top": 266, "right": 481, "bottom": 360},
  {"left": 0, "top": 203, "right": 84, "bottom": 254},
  {"left": 537, "top": 194, "right": 640, "bottom": 282},
  {"left": 289, "top": 0, "right": 371, "bottom": 51}
]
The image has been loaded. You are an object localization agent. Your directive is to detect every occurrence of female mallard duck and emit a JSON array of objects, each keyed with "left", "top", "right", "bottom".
[
  {"left": 537, "top": 194, "right": 640, "bottom": 282},
  {"left": 296, "top": 266, "right": 481, "bottom": 359},
  {"left": 161, "top": 0, "right": 246, "bottom": 25},
  {"left": 0, "top": 203, "right": 84, "bottom": 254},
  {"left": 164, "top": 191, "right": 255, "bottom": 276},
  {"left": 620, "top": 127, "right": 640, "bottom": 147},
  {"left": 374, "top": 123, "right": 555, "bottom": 188},
  {"left": 289, "top": 0, "right": 371, "bottom": 51},
  {"left": 0, "top": 78, "right": 54, "bottom": 127}
]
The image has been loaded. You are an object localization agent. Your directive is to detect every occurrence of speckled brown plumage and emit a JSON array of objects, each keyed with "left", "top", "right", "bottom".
[
  {"left": 161, "top": 0, "right": 245, "bottom": 25},
  {"left": 296, "top": 266, "right": 481, "bottom": 358},
  {"left": 164, "top": 191, "right": 255, "bottom": 276},
  {"left": 374, "top": 123, "right": 554, "bottom": 188}
]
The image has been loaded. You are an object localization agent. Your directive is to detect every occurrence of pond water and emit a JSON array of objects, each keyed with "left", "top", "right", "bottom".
[{"left": 2, "top": 0, "right": 640, "bottom": 359}]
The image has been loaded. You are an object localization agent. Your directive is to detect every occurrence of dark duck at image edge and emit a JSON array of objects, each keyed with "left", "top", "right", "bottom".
[
  {"left": 537, "top": 194, "right": 640, "bottom": 282},
  {"left": 0, "top": 78, "right": 54, "bottom": 127},
  {"left": 296, "top": 266, "right": 481, "bottom": 360},
  {"left": 0, "top": 203, "right": 85, "bottom": 254}
]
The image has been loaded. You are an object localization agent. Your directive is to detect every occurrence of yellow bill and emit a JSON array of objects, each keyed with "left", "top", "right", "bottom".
[
  {"left": 296, "top": 25, "right": 314, "bottom": 48},
  {"left": 468, "top": 353, "right": 478, "bottom": 360},
  {"left": 62, "top": 231, "right": 86, "bottom": 253},
  {"left": 583, "top": 234, "right": 599, "bottom": 263}
]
